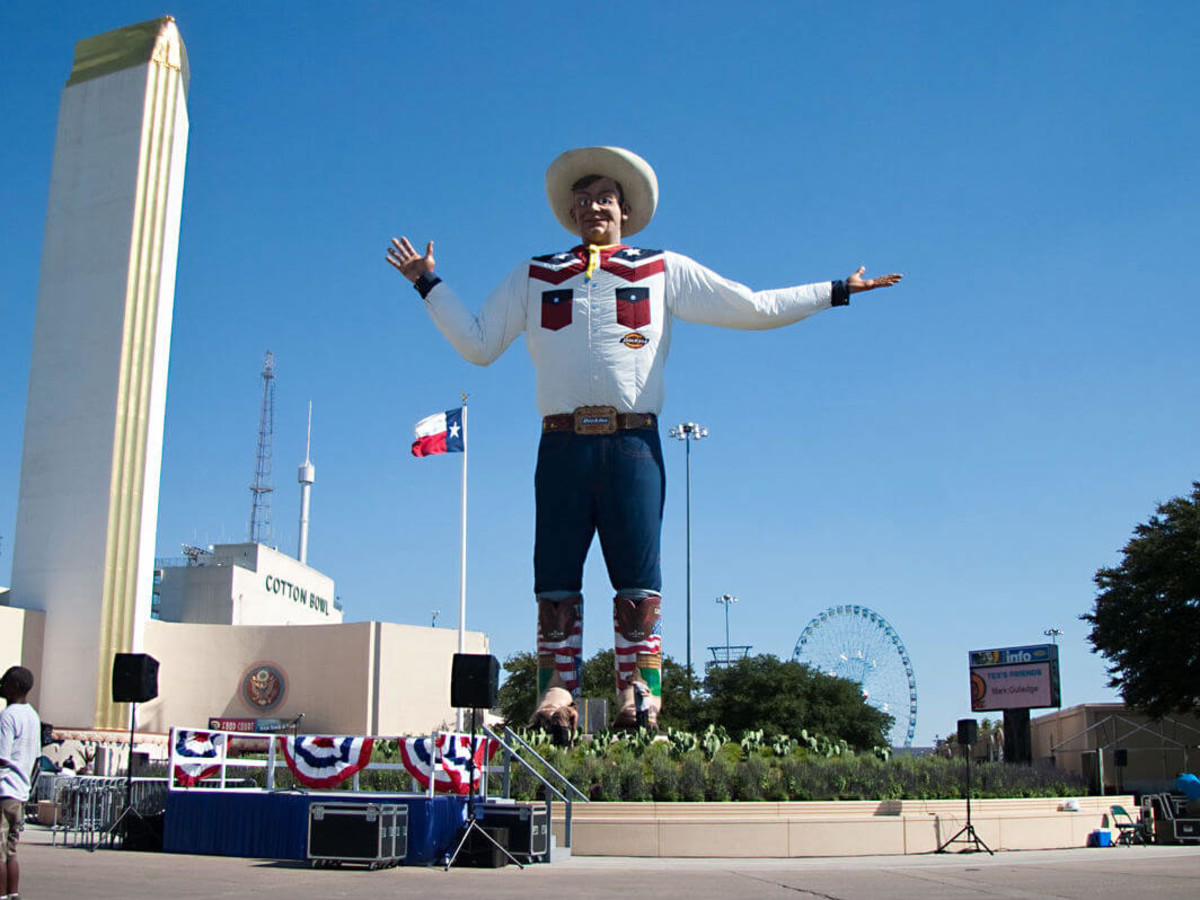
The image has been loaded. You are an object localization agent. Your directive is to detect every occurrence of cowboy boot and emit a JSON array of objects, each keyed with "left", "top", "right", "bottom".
[
  {"left": 612, "top": 593, "right": 662, "bottom": 730},
  {"left": 530, "top": 593, "right": 582, "bottom": 745}
]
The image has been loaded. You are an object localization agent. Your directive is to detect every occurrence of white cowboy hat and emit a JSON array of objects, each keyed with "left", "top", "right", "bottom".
[{"left": 545, "top": 146, "right": 659, "bottom": 238}]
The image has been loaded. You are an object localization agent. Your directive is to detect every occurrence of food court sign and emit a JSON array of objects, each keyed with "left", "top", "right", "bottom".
[{"left": 969, "top": 644, "right": 1061, "bottom": 712}]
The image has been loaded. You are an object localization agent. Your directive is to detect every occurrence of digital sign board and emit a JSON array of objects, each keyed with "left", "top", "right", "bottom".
[{"left": 969, "top": 643, "right": 1061, "bottom": 712}]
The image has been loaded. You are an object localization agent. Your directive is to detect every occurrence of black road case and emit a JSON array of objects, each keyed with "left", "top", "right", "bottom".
[
  {"left": 1174, "top": 819, "right": 1200, "bottom": 843},
  {"left": 478, "top": 802, "right": 550, "bottom": 862},
  {"left": 307, "top": 802, "right": 408, "bottom": 868}
]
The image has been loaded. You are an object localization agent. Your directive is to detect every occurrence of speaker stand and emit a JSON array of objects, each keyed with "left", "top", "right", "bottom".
[
  {"left": 443, "top": 708, "right": 523, "bottom": 871},
  {"left": 109, "top": 700, "right": 144, "bottom": 847},
  {"left": 936, "top": 748, "right": 993, "bottom": 855}
]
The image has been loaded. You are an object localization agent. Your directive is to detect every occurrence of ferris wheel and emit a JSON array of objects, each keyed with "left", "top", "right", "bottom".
[{"left": 791, "top": 604, "right": 918, "bottom": 748}]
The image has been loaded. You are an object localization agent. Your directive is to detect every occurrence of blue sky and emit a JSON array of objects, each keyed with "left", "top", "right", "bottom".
[{"left": 2, "top": 1, "right": 1197, "bottom": 745}]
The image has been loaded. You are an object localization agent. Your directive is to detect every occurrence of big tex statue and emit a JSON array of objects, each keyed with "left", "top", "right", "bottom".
[{"left": 388, "top": 147, "right": 901, "bottom": 743}]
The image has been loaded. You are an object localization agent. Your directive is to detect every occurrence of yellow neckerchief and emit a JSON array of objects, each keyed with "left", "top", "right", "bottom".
[{"left": 584, "top": 243, "right": 620, "bottom": 281}]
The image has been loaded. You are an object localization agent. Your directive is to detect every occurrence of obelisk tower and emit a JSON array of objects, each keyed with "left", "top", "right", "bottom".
[{"left": 11, "top": 18, "right": 190, "bottom": 729}]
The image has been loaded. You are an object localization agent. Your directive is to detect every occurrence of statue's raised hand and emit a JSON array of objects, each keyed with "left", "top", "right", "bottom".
[
  {"left": 847, "top": 266, "right": 903, "bottom": 294},
  {"left": 386, "top": 236, "right": 436, "bottom": 284}
]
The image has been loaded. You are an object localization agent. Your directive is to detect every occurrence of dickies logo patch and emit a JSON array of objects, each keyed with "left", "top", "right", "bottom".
[{"left": 621, "top": 331, "right": 650, "bottom": 349}]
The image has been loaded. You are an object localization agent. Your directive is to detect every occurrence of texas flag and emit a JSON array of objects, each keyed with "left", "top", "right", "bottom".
[{"left": 412, "top": 407, "right": 465, "bottom": 457}]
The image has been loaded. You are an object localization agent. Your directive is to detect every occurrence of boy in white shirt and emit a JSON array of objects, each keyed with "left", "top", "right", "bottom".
[{"left": 0, "top": 666, "right": 40, "bottom": 900}]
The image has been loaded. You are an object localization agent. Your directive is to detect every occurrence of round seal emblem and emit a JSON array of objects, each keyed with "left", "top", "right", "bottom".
[
  {"left": 241, "top": 662, "right": 286, "bottom": 711},
  {"left": 970, "top": 671, "right": 987, "bottom": 709}
]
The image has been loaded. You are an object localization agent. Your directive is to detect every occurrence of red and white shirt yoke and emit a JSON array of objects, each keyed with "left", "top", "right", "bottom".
[{"left": 422, "top": 245, "right": 838, "bottom": 417}]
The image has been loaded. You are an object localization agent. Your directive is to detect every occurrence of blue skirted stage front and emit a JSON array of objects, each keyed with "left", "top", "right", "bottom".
[{"left": 164, "top": 790, "right": 468, "bottom": 864}]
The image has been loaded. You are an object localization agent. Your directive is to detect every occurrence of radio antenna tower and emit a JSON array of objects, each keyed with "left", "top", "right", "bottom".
[{"left": 249, "top": 351, "right": 275, "bottom": 545}]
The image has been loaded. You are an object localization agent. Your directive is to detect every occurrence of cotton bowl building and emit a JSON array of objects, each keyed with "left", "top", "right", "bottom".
[{"left": 155, "top": 543, "right": 340, "bottom": 627}]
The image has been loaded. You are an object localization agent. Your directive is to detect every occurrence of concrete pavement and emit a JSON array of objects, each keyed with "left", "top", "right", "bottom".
[{"left": 12, "top": 826, "right": 1200, "bottom": 899}]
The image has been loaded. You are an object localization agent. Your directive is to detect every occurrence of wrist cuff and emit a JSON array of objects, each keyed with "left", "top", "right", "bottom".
[
  {"left": 831, "top": 279, "right": 850, "bottom": 307},
  {"left": 414, "top": 273, "right": 442, "bottom": 299}
]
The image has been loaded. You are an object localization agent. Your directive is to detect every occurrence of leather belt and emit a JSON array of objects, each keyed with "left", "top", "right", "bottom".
[{"left": 543, "top": 407, "right": 657, "bottom": 435}]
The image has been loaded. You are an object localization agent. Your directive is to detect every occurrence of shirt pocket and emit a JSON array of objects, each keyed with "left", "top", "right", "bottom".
[
  {"left": 541, "top": 289, "right": 573, "bottom": 331},
  {"left": 616, "top": 287, "right": 651, "bottom": 329}
]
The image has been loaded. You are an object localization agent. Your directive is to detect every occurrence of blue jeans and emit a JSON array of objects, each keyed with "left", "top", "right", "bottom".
[{"left": 533, "top": 429, "right": 666, "bottom": 594}]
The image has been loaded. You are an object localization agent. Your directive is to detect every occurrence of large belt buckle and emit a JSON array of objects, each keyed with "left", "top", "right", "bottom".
[{"left": 574, "top": 405, "right": 618, "bottom": 435}]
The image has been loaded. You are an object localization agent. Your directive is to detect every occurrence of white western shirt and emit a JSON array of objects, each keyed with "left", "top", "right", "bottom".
[{"left": 422, "top": 245, "right": 839, "bottom": 417}]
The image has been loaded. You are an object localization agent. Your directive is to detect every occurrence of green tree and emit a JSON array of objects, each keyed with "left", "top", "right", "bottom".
[
  {"left": 495, "top": 651, "right": 537, "bottom": 725},
  {"left": 581, "top": 648, "right": 615, "bottom": 698},
  {"left": 702, "top": 654, "right": 893, "bottom": 749},
  {"left": 661, "top": 656, "right": 704, "bottom": 732},
  {"left": 1083, "top": 483, "right": 1200, "bottom": 717}
]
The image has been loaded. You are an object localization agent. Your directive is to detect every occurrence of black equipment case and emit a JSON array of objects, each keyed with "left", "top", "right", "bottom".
[
  {"left": 307, "top": 802, "right": 408, "bottom": 868},
  {"left": 478, "top": 801, "right": 550, "bottom": 862}
]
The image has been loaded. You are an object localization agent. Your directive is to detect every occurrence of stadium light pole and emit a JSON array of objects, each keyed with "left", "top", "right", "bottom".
[
  {"left": 716, "top": 593, "right": 738, "bottom": 665},
  {"left": 668, "top": 421, "right": 708, "bottom": 677},
  {"left": 1043, "top": 627, "right": 1062, "bottom": 645}
]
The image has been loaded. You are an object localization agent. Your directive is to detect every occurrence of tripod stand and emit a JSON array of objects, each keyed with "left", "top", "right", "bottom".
[
  {"left": 936, "top": 741, "right": 993, "bottom": 855},
  {"left": 109, "top": 700, "right": 145, "bottom": 848},
  {"left": 443, "top": 708, "right": 523, "bottom": 870}
]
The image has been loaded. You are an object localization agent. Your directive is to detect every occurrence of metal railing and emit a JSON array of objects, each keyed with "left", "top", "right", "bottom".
[{"left": 49, "top": 776, "right": 170, "bottom": 849}]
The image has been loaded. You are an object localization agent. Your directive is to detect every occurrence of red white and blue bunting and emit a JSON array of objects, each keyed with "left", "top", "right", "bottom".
[
  {"left": 279, "top": 735, "right": 375, "bottom": 789},
  {"left": 172, "top": 730, "right": 226, "bottom": 787},
  {"left": 398, "top": 733, "right": 498, "bottom": 795}
]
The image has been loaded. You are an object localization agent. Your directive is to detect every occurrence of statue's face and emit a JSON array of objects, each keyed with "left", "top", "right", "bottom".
[{"left": 570, "top": 176, "right": 629, "bottom": 245}]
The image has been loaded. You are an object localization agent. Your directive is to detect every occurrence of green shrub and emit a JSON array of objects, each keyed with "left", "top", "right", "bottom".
[
  {"left": 706, "top": 759, "right": 734, "bottom": 801},
  {"left": 679, "top": 752, "right": 707, "bottom": 801},
  {"left": 485, "top": 727, "right": 1088, "bottom": 802},
  {"left": 360, "top": 768, "right": 410, "bottom": 792},
  {"left": 647, "top": 743, "right": 680, "bottom": 801},
  {"left": 732, "top": 754, "right": 769, "bottom": 801},
  {"left": 592, "top": 758, "right": 621, "bottom": 801},
  {"left": 619, "top": 756, "right": 652, "bottom": 801},
  {"left": 762, "top": 765, "right": 788, "bottom": 801}
]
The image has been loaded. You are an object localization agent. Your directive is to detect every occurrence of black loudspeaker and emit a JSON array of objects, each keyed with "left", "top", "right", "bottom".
[
  {"left": 451, "top": 654, "right": 499, "bottom": 709},
  {"left": 957, "top": 718, "right": 977, "bottom": 746},
  {"left": 1115, "top": 748, "right": 1128, "bottom": 767},
  {"left": 112, "top": 653, "right": 159, "bottom": 703}
]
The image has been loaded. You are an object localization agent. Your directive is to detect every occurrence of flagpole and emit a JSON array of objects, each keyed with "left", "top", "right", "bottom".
[{"left": 456, "top": 394, "right": 469, "bottom": 731}]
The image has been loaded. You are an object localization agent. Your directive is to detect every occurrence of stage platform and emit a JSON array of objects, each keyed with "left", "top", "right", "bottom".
[{"left": 164, "top": 789, "right": 467, "bottom": 864}]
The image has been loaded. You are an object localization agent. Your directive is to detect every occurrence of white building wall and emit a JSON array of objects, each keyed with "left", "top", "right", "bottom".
[
  {"left": 157, "top": 565, "right": 236, "bottom": 625},
  {"left": 157, "top": 543, "right": 341, "bottom": 627},
  {"left": 140, "top": 619, "right": 486, "bottom": 737}
]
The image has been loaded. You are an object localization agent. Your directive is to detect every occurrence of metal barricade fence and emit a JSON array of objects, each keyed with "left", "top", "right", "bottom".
[
  {"left": 52, "top": 777, "right": 121, "bottom": 848},
  {"left": 50, "top": 776, "right": 171, "bottom": 849}
]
